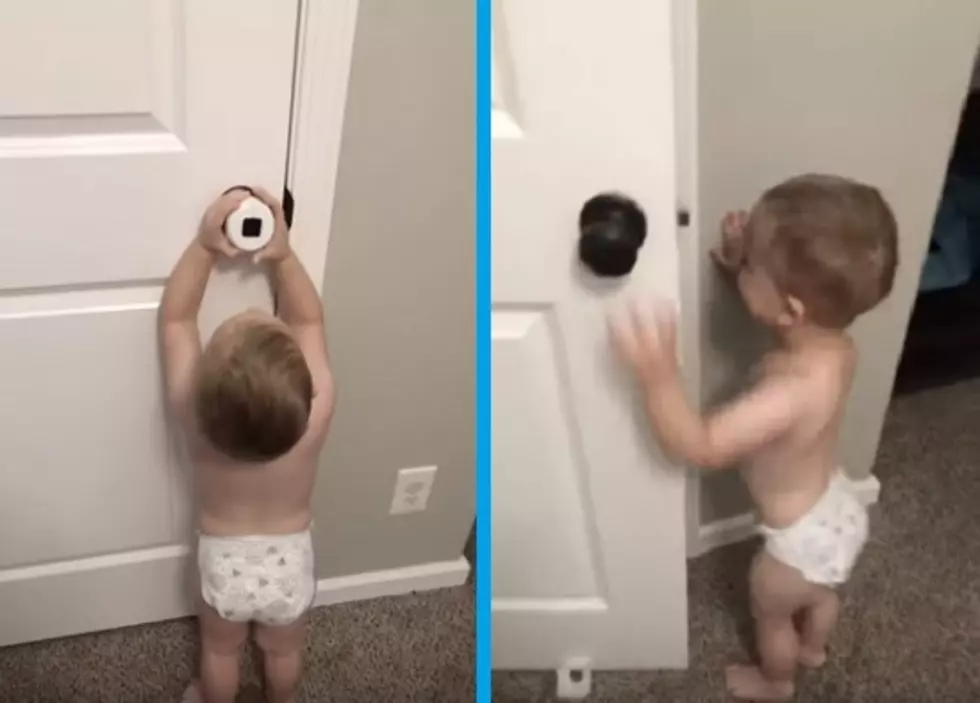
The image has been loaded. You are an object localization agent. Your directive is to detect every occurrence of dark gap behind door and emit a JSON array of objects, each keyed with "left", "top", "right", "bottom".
[{"left": 894, "top": 86, "right": 980, "bottom": 395}]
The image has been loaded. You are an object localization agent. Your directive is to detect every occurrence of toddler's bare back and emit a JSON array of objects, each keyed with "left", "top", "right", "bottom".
[
  {"left": 193, "top": 418, "right": 328, "bottom": 537},
  {"left": 741, "top": 336, "right": 856, "bottom": 528}
]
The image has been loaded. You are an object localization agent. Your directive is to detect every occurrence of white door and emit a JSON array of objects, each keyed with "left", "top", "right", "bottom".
[
  {"left": 492, "top": 1, "right": 689, "bottom": 670},
  {"left": 690, "top": 0, "right": 980, "bottom": 536},
  {"left": 0, "top": 0, "right": 303, "bottom": 647}
]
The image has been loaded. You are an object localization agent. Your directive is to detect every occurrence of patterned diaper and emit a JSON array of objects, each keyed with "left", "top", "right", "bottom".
[
  {"left": 198, "top": 529, "right": 316, "bottom": 626},
  {"left": 759, "top": 473, "right": 869, "bottom": 586}
]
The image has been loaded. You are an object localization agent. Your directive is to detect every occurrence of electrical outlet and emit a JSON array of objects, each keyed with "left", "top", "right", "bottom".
[{"left": 390, "top": 465, "right": 437, "bottom": 515}]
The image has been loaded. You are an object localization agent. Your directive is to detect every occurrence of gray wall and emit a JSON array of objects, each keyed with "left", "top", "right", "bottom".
[
  {"left": 311, "top": 0, "right": 475, "bottom": 577},
  {"left": 695, "top": 0, "right": 980, "bottom": 524}
]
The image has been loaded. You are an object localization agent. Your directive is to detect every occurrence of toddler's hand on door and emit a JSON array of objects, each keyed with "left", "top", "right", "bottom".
[
  {"left": 710, "top": 210, "right": 748, "bottom": 273},
  {"left": 608, "top": 299, "right": 679, "bottom": 387},
  {"left": 196, "top": 188, "right": 250, "bottom": 258},
  {"left": 250, "top": 185, "right": 292, "bottom": 265}
]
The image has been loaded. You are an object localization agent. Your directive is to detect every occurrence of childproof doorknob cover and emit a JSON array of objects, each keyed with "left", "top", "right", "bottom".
[{"left": 224, "top": 195, "right": 275, "bottom": 253}]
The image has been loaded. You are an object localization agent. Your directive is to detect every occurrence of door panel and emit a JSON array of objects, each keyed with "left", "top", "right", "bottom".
[
  {"left": 0, "top": 0, "right": 294, "bottom": 298},
  {"left": 492, "top": 0, "right": 688, "bottom": 670},
  {"left": 695, "top": 0, "right": 980, "bottom": 526},
  {"left": 0, "top": 0, "right": 299, "bottom": 646},
  {"left": 0, "top": 1, "right": 157, "bottom": 117},
  {"left": 492, "top": 311, "right": 600, "bottom": 600},
  {"left": 0, "top": 300, "right": 171, "bottom": 568}
]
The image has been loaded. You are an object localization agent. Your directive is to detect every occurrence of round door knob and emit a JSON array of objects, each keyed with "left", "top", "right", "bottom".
[{"left": 577, "top": 193, "right": 647, "bottom": 277}]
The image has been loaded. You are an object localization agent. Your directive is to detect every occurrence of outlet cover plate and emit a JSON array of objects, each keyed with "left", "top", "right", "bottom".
[{"left": 390, "top": 465, "right": 437, "bottom": 515}]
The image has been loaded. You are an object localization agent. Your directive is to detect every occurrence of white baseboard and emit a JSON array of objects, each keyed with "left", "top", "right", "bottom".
[
  {"left": 0, "top": 545, "right": 193, "bottom": 648},
  {"left": 691, "top": 474, "right": 882, "bottom": 558},
  {"left": 313, "top": 556, "right": 471, "bottom": 608},
  {"left": 0, "top": 551, "right": 469, "bottom": 648}
]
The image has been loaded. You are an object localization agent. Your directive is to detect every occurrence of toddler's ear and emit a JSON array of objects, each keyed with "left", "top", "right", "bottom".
[{"left": 777, "top": 295, "right": 807, "bottom": 328}]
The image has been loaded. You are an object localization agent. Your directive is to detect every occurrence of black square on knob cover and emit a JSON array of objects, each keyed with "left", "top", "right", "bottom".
[{"left": 242, "top": 217, "right": 262, "bottom": 238}]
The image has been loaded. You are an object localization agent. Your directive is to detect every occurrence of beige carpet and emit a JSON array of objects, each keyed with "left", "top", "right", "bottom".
[
  {"left": 0, "top": 583, "right": 474, "bottom": 702},
  {"left": 5, "top": 377, "right": 980, "bottom": 701},
  {"left": 494, "top": 377, "right": 980, "bottom": 701}
]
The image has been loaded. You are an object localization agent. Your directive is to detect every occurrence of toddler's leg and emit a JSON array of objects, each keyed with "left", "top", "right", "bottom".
[
  {"left": 798, "top": 585, "right": 840, "bottom": 668},
  {"left": 725, "top": 550, "right": 810, "bottom": 702},
  {"left": 195, "top": 598, "right": 248, "bottom": 703},
  {"left": 255, "top": 616, "right": 308, "bottom": 703}
]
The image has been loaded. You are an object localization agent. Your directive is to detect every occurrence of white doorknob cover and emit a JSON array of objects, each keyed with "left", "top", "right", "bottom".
[{"left": 225, "top": 195, "right": 275, "bottom": 252}]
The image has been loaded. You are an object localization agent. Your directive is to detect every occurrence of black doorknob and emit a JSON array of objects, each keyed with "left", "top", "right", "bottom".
[{"left": 577, "top": 193, "right": 647, "bottom": 277}]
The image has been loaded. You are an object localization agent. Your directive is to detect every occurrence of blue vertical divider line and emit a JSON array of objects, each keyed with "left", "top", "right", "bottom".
[{"left": 475, "top": 0, "right": 491, "bottom": 700}]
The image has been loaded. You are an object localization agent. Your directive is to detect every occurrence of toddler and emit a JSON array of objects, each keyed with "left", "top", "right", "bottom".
[
  {"left": 160, "top": 187, "right": 334, "bottom": 703},
  {"left": 610, "top": 174, "right": 898, "bottom": 700}
]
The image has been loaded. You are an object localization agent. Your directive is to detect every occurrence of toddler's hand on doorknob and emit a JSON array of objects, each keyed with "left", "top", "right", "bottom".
[
  {"left": 249, "top": 185, "right": 292, "bottom": 265},
  {"left": 196, "top": 188, "right": 250, "bottom": 258},
  {"left": 710, "top": 210, "right": 748, "bottom": 274}
]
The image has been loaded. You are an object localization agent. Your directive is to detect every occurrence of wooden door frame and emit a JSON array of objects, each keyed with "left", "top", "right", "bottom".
[
  {"left": 669, "top": 0, "right": 710, "bottom": 559},
  {"left": 671, "top": 0, "right": 884, "bottom": 559},
  {"left": 286, "top": 0, "right": 360, "bottom": 295},
  {"left": 671, "top": 0, "right": 787, "bottom": 558},
  {"left": 672, "top": 0, "right": 812, "bottom": 559},
  {"left": 282, "top": 0, "right": 472, "bottom": 609}
]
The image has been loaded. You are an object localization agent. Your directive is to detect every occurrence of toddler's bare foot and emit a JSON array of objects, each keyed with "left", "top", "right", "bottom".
[
  {"left": 725, "top": 665, "right": 794, "bottom": 701},
  {"left": 180, "top": 680, "right": 202, "bottom": 703},
  {"left": 798, "top": 645, "right": 827, "bottom": 668}
]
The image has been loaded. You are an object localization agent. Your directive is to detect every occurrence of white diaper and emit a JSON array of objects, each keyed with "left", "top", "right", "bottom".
[
  {"left": 198, "top": 529, "right": 316, "bottom": 626},
  {"left": 759, "top": 474, "right": 869, "bottom": 586}
]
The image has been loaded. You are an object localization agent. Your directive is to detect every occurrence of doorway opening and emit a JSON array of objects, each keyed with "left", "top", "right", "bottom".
[{"left": 893, "top": 48, "right": 980, "bottom": 395}]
